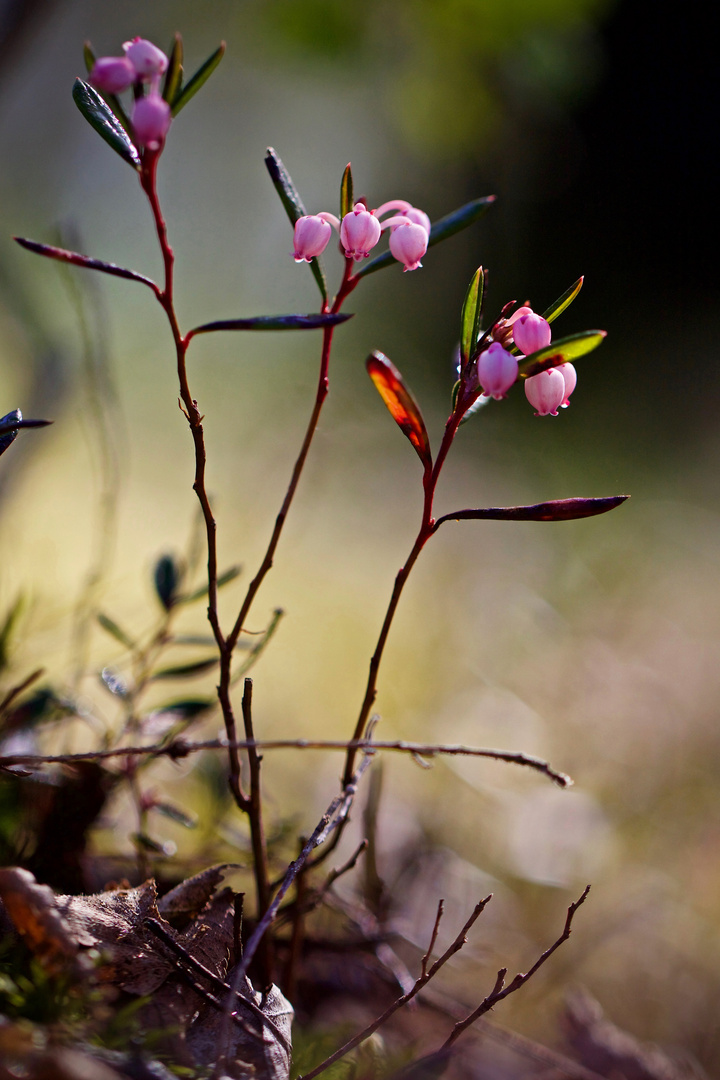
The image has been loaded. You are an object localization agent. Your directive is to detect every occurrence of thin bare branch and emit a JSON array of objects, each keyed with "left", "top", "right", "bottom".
[
  {"left": 421, "top": 900, "right": 444, "bottom": 979},
  {"left": 442, "top": 885, "right": 591, "bottom": 1048},
  {"left": 0, "top": 737, "right": 571, "bottom": 786},
  {"left": 298, "top": 894, "right": 492, "bottom": 1080}
]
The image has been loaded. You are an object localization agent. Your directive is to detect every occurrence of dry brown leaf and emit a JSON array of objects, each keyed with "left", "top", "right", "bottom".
[
  {"left": 0, "top": 867, "right": 85, "bottom": 975},
  {"left": 158, "top": 862, "right": 241, "bottom": 926}
]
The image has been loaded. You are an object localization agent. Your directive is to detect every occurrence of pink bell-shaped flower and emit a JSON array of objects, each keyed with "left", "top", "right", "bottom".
[
  {"left": 293, "top": 215, "right": 332, "bottom": 262},
  {"left": 91, "top": 56, "right": 136, "bottom": 94},
  {"left": 556, "top": 362, "right": 577, "bottom": 407},
  {"left": 340, "top": 206, "right": 381, "bottom": 261},
  {"left": 477, "top": 342, "right": 519, "bottom": 400},
  {"left": 513, "top": 313, "right": 552, "bottom": 355},
  {"left": 524, "top": 368, "right": 566, "bottom": 416},
  {"left": 124, "top": 38, "right": 169, "bottom": 79},
  {"left": 388, "top": 221, "right": 428, "bottom": 272},
  {"left": 132, "top": 92, "right": 172, "bottom": 149}
]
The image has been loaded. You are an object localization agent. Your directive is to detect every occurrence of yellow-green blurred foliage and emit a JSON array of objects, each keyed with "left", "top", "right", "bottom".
[{"left": 1, "top": 0, "right": 718, "bottom": 1072}]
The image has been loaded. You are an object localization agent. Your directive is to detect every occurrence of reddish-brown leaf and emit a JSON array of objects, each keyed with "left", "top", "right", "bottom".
[{"left": 366, "top": 352, "right": 432, "bottom": 470}]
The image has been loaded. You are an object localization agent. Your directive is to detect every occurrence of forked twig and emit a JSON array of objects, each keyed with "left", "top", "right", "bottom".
[
  {"left": 442, "top": 884, "right": 591, "bottom": 1048},
  {"left": 297, "top": 895, "right": 492, "bottom": 1080}
]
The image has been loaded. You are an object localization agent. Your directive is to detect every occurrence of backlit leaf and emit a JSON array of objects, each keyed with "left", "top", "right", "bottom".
[
  {"left": 171, "top": 42, "right": 225, "bottom": 115},
  {"left": 72, "top": 79, "right": 140, "bottom": 169},
  {"left": 460, "top": 267, "right": 485, "bottom": 367},
  {"left": 14, "top": 238, "right": 157, "bottom": 291},
  {"left": 97, "top": 613, "right": 137, "bottom": 651},
  {"left": 366, "top": 352, "right": 432, "bottom": 471},
  {"left": 163, "top": 33, "right": 184, "bottom": 104},
  {"left": 542, "top": 276, "right": 583, "bottom": 324},
  {"left": 518, "top": 330, "right": 606, "bottom": 378},
  {"left": 340, "top": 162, "right": 354, "bottom": 218}
]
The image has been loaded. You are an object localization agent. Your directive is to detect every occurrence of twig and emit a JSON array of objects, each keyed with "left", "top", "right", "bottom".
[
  {"left": 421, "top": 900, "right": 444, "bottom": 979},
  {"left": 442, "top": 884, "right": 591, "bottom": 1048},
  {"left": 297, "top": 894, "right": 492, "bottom": 1080},
  {"left": 0, "top": 668, "right": 44, "bottom": 715},
  {"left": 241, "top": 678, "right": 272, "bottom": 982},
  {"left": 218, "top": 743, "right": 376, "bottom": 1063},
  {"left": 145, "top": 916, "right": 291, "bottom": 1051}
]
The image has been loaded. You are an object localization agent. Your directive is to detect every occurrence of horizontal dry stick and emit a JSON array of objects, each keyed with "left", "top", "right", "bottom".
[
  {"left": 0, "top": 737, "right": 571, "bottom": 786},
  {"left": 297, "top": 895, "right": 493, "bottom": 1080}
]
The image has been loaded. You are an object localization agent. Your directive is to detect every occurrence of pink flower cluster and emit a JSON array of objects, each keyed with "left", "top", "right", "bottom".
[
  {"left": 90, "top": 38, "right": 171, "bottom": 151},
  {"left": 474, "top": 307, "right": 577, "bottom": 416},
  {"left": 292, "top": 200, "right": 431, "bottom": 273}
]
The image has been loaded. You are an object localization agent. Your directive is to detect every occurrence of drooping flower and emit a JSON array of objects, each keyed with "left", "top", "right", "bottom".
[
  {"left": 340, "top": 205, "right": 382, "bottom": 261},
  {"left": 556, "top": 362, "right": 577, "bottom": 407},
  {"left": 524, "top": 368, "right": 566, "bottom": 416},
  {"left": 90, "top": 55, "right": 136, "bottom": 94},
  {"left": 132, "top": 92, "right": 172, "bottom": 149},
  {"left": 388, "top": 221, "right": 428, "bottom": 272},
  {"left": 293, "top": 215, "right": 332, "bottom": 262},
  {"left": 513, "top": 312, "right": 552, "bottom": 355},
  {"left": 491, "top": 305, "right": 533, "bottom": 348},
  {"left": 477, "top": 342, "right": 518, "bottom": 399},
  {"left": 123, "top": 38, "right": 169, "bottom": 79}
]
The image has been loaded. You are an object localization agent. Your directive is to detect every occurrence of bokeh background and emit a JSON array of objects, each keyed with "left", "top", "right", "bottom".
[{"left": 1, "top": 0, "right": 718, "bottom": 1072}]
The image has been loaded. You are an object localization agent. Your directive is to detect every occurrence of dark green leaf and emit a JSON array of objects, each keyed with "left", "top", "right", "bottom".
[
  {"left": 132, "top": 832, "right": 172, "bottom": 855},
  {"left": 264, "top": 147, "right": 328, "bottom": 303},
  {"left": 154, "top": 554, "right": 183, "bottom": 611},
  {"left": 163, "top": 34, "right": 184, "bottom": 104},
  {"left": 180, "top": 565, "right": 242, "bottom": 605},
  {"left": 517, "top": 330, "right": 606, "bottom": 378},
  {"left": 340, "top": 163, "right": 354, "bottom": 218},
  {"left": 14, "top": 237, "right": 158, "bottom": 291},
  {"left": 434, "top": 495, "right": 629, "bottom": 528},
  {"left": 83, "top": 42, "right": 95, "bottom": 75},
  {"left": 354, "top": 195, "right": 496, "bottom": 280},
  {"left": 150, "top": 698, "right": 214, "bottom": 720},
  {"left": 151, "top": 658, "right": 218, "bottom": 680},
  {"left": 171, "top": 42, "right": 225, "bottom": 115},
  {"left": 0, "top": 410, "right": 20, "bottom": 458},
  {"left": 187, "top": 312, "right": 351, "bottom": 339},
  {"left": 72, "top": 79, "right": 141, "bottom": 170},
  {"left": 153, "top": 802, "right": 197, "bottom": 828},
  {"left": 460, "top": 267, "right": 484, "bottom": 366},
  {"left": 97, "top": 613, "right": 137, "bottom": 651},
  {"left": 542, "top": 276, "right": 583, "bottom": 325}
]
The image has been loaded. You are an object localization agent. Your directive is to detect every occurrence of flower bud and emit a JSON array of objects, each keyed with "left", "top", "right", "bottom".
[
  {"left": 123, "top": 37, "right": 169, "bottom": 79},
  {"left": 340, "top": 206, "right": 381, "bottom": 261},
  {"left": 91, "top": 56, "right": 136, "bottom": 94},
  {"left": 556, "top": 362, "right": 577, "bottom": 407},
  {"left": 388, "top": 221, "right": 428, "bottom": 272},
  {"left": 513, "top": 313, "right": 552, "bottom": 355},
  {"left": 391, "top": 206, "right": 431, "bottom": 235},
  {"left": 293, "top": 215, "right": 332, "bottom": 263},
  {"left": 524, "top": 368, "right": 566, "bottom": 416},
  {"left": 132, "top": 93, "right": 172, "bottom": 149},
  {"left": 477, "top": 342, "right": 518, "bottom": 400}
]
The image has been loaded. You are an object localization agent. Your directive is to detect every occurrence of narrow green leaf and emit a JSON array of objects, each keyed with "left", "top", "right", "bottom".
[
  {"left": 264, "top": 147, "right": 328, "bottom": 303},
  {"left": 83, "top": 42, "right": 95, "bottom": 75},
  {"left": 180, "top": 565, "right": 242, "bottom": 605},
  {"left": 434, "top": 496, "right": 629, "bottom": 528},
  {"left": 153, "top": 802, "right": 197, "bottom": 828},
  {"left": 163, "top": 34, "right": 184, "bottom": 104},
  {"left": 150, "top": 699, "right": 214, "bottom": 720},
  {"left": 355, "top": 195, "right": 496, "bottom": 280},
  {"left": 72, "top": 79, "right": 141, "bottom": 169},
  {"left": 187, "top": 312, "right": 352, "bottom": 339},
  {"left": 542, "top": 277, "right": 584, "bottom": 324},
  {"left": 460, "top": 267, "right": 484, "bottom": 366},
  {"left": 14, "top": 237, "right": 158, "bottom": 292},
  {"left": 151, "top": 658, "right": 218, "bottom": 680},
  {"left": 0, "top": 597, "right": 23, "bottom": 673},
  {"left": 340, "top": 163, "right": 354, "bottom": 218},
  {"left": 518, "top": 330, "right": 606, "bottom": 378},
  {"left": 171, "top": 42, "right": 225, "bottom": 116},
  {"left": 97, "top": 613, "right": 137, "bottom": 651},
  {"left": 154, "top": 554, "right": 183, "bottom": 611}
]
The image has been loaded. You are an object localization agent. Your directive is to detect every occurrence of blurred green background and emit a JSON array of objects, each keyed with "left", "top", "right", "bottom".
[{"left": 1, "top": 0, "right": 718, "bottom": 1071}]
